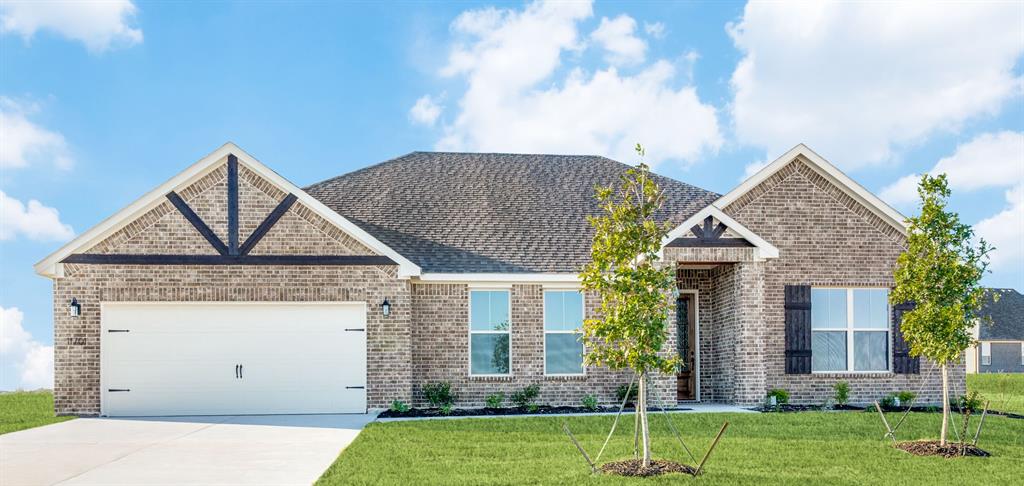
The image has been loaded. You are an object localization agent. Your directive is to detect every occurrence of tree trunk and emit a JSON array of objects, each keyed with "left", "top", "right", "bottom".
[
  {"left": 940, "top": 363, "right": 949, "bottom": 446},
  {"left": 639, "top": 372, "right": 651, "bottom": 468}
]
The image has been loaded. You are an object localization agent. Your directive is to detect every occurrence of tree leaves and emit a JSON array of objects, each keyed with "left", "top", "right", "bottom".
[
  {"left": 891, "top": 174, "right": 993, "bottom": 365},
  {"left": 579, "top": 147, "right": 677, "bottom": 376}
]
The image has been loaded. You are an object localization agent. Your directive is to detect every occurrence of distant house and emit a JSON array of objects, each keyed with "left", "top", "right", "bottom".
[{"left": 966, "top": 289, "right": 1024, "bottom": 373}]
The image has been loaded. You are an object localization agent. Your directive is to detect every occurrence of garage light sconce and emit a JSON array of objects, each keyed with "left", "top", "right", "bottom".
[
  {"left": 69, "top": 298, "right": 82, "bottom": 318},
  {"left": 381, "top": 298, "right": 392, "bottom": 316}
]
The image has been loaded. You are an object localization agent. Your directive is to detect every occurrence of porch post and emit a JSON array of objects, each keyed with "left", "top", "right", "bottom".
[{"left": 732, "top": 260, "right": 767, "bottom": 405}]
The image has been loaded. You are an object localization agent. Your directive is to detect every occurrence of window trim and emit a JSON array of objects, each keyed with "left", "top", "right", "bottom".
[
  {"left": 980, "top": 341, "right": 992, "bottom": 366},
  {"left": 468, "top": 288, "right": 513, "bottom": 377},
  {"left": 810, "top": 287, "right": 891, "bottom": 374},
  {"left": 542, "top": 289, "right": 586, "bottom": 377}
]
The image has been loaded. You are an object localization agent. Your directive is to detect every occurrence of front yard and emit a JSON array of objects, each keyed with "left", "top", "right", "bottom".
[
  {"left": 968, "top": 373, "right": 1024, "bottom": 415},
  {"left": 0, "top": 390, "right": 73, "bottom": 435},
  {"left": 319, "top": 410, "right": 1023, "bottom": 485}
]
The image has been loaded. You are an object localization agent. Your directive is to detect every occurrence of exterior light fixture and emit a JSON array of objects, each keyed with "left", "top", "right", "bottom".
[
  {"left": 381, "top": 298, "right": 392, "bottom": 316},
  {"left": 69, "top": 298, "right": 81, "bottom": 317}
]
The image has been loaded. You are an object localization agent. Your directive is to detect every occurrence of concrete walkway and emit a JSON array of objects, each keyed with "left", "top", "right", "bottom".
[{"left": 0, "top": 414, "right": 374, "bottom": 486}]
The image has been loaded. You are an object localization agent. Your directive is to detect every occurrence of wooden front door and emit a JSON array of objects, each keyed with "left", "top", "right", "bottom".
[{"left": 676, "top": 294, "right": 697, "bottom": 401}]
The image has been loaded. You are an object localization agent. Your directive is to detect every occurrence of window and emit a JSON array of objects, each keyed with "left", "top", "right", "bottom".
[
  {"left": 811, "top": 288, "right": 889, "bottom": 372},
  {"left": 544, "top": 290, "right": 584, "bottom": 375},
  {"left": 980, "top": 342, "right": 991, "bottom": 366},
  {"left": 470, "top": 290, "right": 510, "bottom": 375}
]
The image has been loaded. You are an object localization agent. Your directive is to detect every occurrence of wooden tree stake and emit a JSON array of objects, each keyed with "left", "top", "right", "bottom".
[
  {"left": 562, "top": 423, "right": 596, "bottom": 473},
  {"left": 972, "top": 401, "right": 990, "bottom": 446},
  {"left": 874, "top": 401, "right": 898, "bottom": 445},
  {"left": 694, "top": 422, "right": 729, "bottom": 476}
]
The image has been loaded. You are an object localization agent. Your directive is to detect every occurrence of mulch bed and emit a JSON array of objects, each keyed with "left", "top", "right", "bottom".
[
  {"left": 600, "top": 459, "right": 696, "bottom": 477},
  {"left": 379, "top": 405, "right": 691, "bottom": 418},
  {"left": 896, "top": 440, "right": 990, "bottom": 458}
]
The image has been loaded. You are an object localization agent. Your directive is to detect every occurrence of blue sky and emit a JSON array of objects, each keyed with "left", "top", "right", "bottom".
[{"left": 1, "top": 0, "right": 1022, "bottom": 390}]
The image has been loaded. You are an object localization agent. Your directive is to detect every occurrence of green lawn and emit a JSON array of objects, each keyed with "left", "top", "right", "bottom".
[
  {"left": 318, "top": 412, "right": 1024, "bottom": 485},
  {"left": 0, "top": 390, "right": 73, "bottom": 435},
  {"left": 968, "top": 373, "right": 1024, "bottom": 415}
]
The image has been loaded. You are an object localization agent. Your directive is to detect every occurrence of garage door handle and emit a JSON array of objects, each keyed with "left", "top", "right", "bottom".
[
  {"left": 239, "top": 364, "right": 243, "bottom": 379},
  {"left": 235, "top": 364, "right": 240, "bottom": 379},
  {"left": 346, "top": 386, "right": 364, "bottom": 389}
]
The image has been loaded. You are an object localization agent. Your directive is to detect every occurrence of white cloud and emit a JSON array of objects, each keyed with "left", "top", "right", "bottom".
[
  {"left": 0, "top": 307, "right": 53, "bottom": 390},
  {"left": 729, "top": 1, "right": 1024, "bottom": 170},
  {"left": 644, "top": 21, "right": 665, "bottom": 39},
  {"left": 409, "top": 95, "right": 443, "bottom": 127},
  {"left": 431, "top": 0, "right": 721, "bottom": 166},
  {"left": 880, "top": 131, "right": 1024, "bottom": 206},
  {"left": 1, "top": 0, "right": 142, "bottom": 53},
  {"left": 0, "top": 98, "right": 73, "bottom": 170},
  {"left": 976, "top": 184, "right": 1023, "bottom": 269},
  {"left": 591, "top": 15, "right": 647, "bottom": 66},
  {"left": 1, "top": 190, "right": 75, "bottom": 242},
  {"left": 880, "top": 131, "right": 1024, "bottom": 282}
]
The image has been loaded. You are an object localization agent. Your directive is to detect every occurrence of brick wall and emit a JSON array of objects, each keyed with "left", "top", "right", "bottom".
[
  {"left": 409, "top": 283, "right": 636, "bottom": 408},
  {"left": 722, "top": 157, "right": 960, "bottom": 405},
  {"left": 52, "top": 160, "right": 411, "bottom": 415}
]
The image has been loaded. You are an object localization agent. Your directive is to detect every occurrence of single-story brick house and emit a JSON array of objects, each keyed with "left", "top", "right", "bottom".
[
  {"left": 36, "top": 142, "right": 958, "bottom": 416},
  {"left": 966, "top": 288, "right": 1024, "bottom": 373}
]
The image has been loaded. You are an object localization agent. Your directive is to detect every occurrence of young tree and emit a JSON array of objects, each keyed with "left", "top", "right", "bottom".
[
  {"left": 891, "top": 174, "right": 992, "bottom": 446},
  {"left": 579, "top": 145, "right": 677, "bottom": 468}
]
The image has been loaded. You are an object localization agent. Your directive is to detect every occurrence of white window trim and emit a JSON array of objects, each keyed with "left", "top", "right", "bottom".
[
  {"left": 811, "top": 287, "right": 891, "bottom": 374},
  {"left": 468, "top": 289, "right": 512, "bottom": 377},
  {"left": 1021, "top": 342, "right": 1024, "bottom": 366},
  {"left": 980, "top": 342, "right": 992, "bottom": 366},
  {"left": 542, "top": 290, "right": 586, "bottom": 377}
]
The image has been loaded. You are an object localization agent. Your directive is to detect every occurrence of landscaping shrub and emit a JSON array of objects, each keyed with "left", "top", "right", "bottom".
[
  {"left": 581, "top": 394, "right": 598, "bottom": 412},
  {"left": 389, "top": 400, "right": 410, "bottom": 413},
  {"left": 896, "top": 390, "right": 916, "bottom": 405},
  {"left": 439, "top": 404, "right": 453, "bottom": 416},
  {"left": 422, "top": 382, "right": 456, "bottom": 408},
  {"left": 767, "top": 388, "right": 789, "bottom": 408},
  {"left": 485, "top": 392, "right": 505, "bottom": 409},
  {"left": 511, "top": 384, "right": 540, "bottom": 409},
  {"left": 880, "top": 394, "right": 897, "bottom": 409},
  {"left": 954, "top": 391, "right": 983, "bottom": 413},
  {"left": 833, "top": 381, "right": 850, "bottom": 406},
  {"left": 615, "top": 384, "right": 638, "bottom": 405}
]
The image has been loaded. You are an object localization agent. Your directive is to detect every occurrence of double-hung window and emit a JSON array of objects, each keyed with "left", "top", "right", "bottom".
[
  {"left": 469, "top": 290, "right": 511, "bottom": 375},
  {"left": 544, "top": 290, "right": 584, "bottom": 375},
  {"left": 811, "top": 288, "right": 890, "bottom": 372},
  {"left": 980, "top": 342, "right": 991, "bottom": 366}
]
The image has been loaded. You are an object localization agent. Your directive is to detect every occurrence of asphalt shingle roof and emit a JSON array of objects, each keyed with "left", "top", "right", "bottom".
[
  {"left": 979, "top": 288, "right": 1024, "bottom": 340},
  {"left": 304, "top": 152, "right": 719, "bottom": 273}
]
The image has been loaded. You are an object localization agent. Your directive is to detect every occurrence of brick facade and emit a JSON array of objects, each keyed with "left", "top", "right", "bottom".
[
  {"left": 409, "top": 283, "right": 634, "bottom": 408},
  {"left": 50, "top": 153, "right": 946, "bottom": 414},
  {"left": 719, "top": 157, "right": 959, "bottom": 405},
  {"left": 52, "top": 161, "right": 411, "bottom": 415}
]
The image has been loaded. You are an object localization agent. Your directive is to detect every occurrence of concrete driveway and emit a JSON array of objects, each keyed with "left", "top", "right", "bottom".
[{"left": 0, "top": 414, "right": 374, "bottom": 486}]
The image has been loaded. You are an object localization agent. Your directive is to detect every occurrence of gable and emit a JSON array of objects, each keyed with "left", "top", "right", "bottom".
[
  {"left": 36, "top": 143, "right": 421, "bottom": 278},
  {"left": 717, "top": 144, "right": 908, "bottom": 238},
  {"left": 660, "top": 205, "right": 779, "bottom": 260},
  {"left": 723, "top": 156, "right": 906, "bottom": 245}
]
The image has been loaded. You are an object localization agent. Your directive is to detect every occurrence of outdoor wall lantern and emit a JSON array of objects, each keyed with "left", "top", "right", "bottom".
[
  {"left": 381, "top": 298, "right": 392, "bottom": 316},
  {"left": 69, "top": 298, "right": 81, "bottom": 318}
]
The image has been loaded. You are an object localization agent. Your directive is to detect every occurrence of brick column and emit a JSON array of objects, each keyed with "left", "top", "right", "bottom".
[{"left": 732, "top": 261, "right": 767, "bottom": 405}]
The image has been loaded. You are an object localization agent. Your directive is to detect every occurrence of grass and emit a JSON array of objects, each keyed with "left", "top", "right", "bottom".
[
  {"left": 968, "top": 373, "right": 1024, "bottom": 415},
  {"left": 317, "top": 411, "right": 1024, "bottom": 485},
  {"left": 0, "top": 390, "right": 74, "bottom": 435}
]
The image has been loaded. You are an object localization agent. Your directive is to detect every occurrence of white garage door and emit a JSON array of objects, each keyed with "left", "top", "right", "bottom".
[{"left": 101, "top": 302, "right": 366, "bottom": 416}]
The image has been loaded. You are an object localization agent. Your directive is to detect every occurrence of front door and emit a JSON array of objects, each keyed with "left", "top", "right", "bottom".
[{"left": 676, "top": 294, "right": 697, "bottom": 401}]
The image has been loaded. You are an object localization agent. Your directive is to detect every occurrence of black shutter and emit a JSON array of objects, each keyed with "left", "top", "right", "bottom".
[
  {"left": 893, "top": 302, "right": 920, "bottom": 374},
  {"left": 784, "top": 285, "right": 812, "bottom": 374}
]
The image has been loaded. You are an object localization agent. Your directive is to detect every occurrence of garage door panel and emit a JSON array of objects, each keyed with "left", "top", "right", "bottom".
[{"left": 102, "top": 302, "right": 367, "bottom": 416}]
